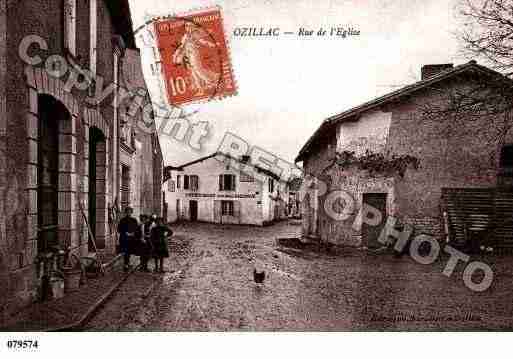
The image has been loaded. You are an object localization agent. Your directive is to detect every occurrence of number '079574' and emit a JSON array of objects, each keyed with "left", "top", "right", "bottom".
[{"left": 6, "top": 340, "right": 39, "bottom": 349}]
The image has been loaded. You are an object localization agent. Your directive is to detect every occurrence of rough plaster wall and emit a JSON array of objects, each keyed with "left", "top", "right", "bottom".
[
  {"left": 387, "top": 78, "right": 502, "bottom": 219},
  {"left": 301, "top": 132, "right": 336, "bottom": 236},
  {"left": 338, "top": 110, "right": 392, "bottom": 155}
]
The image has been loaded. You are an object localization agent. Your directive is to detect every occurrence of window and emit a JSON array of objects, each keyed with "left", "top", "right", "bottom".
[
  {"left": 168, "top": 180, "right": 175, "bottom": 192},
  {"left": 183, "top": 175, "right": 198, "bottom": 191},
  {"left": 269, "top": 178, "right": 275, "bottom": 193},
  {"left": 219, "top": 174, "right": 236, "bottom": 191},
  {"left": 64, "top": 0, "right": 77, "bottom": 56},
  {"left": 221, "top": 200, "right": 234, "bottom": 216},
  {"left": 177, "top": 175, "right": 181, "bottom": 189}
]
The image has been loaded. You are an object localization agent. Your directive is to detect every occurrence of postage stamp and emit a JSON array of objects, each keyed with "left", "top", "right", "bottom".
[{"left": 154, "top": 7, "right": 237, "bottom": 106}]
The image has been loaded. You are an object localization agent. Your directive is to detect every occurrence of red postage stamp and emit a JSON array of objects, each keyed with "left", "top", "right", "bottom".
[{"left": 154, "top": 7, "right": 236, "bottom": 106}]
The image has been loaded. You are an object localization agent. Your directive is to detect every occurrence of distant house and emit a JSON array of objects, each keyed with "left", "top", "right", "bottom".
[
  {"left": 295, "top": 62, "right": 513, "bottom": 249},
  {"left": 163, "top": 153, "right": 288, "bottom": 225},
  {"left": 287, "top": 177, "right": 302, "bottom": 218}
]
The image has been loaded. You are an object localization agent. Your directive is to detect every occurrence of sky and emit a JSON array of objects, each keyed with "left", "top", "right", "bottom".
[{"left": 128, "top": 0, "right": 466, "bottom": 166}]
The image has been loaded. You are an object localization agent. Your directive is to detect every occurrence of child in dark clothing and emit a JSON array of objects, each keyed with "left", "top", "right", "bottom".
[{"left": 151, "top": 217, "right": 172, "bottom": 273}]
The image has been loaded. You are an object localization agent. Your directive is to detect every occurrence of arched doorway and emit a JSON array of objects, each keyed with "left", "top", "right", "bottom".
[
  {"left": 37, "top": 95, "right": 70, "bottom": 252},
  {"left": 88, "top": 126, "right": 106, "bottom": 252}
]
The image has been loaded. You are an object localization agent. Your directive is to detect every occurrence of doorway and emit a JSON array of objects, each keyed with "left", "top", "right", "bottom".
[
  {"left": 37, "top": 95, "right": 66, "bottom": 252},
  {"left": 189, "top": 200, "right": 198, "bottom": 221},
  {"left": 362, "top": 193, "right": 387, "bottom": 248},
  {"left": 88, "top": 127, "right": 106, "bottom": 252}
]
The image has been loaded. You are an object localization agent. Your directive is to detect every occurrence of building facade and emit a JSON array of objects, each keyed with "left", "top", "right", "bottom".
[
  {"left": 119, "top": 48, "right": 164, "bottom": 219},
  {"left": 164, "top": 153, "right": 288, "bottom": 226},
  {"left": 296, "top": 62, "right": 513, "bottom": 249},
  {"left": 0, "top": 0, "right": 162, "bottom": 322}
]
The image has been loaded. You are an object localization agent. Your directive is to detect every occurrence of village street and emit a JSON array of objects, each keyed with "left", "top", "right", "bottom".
[{"left": 84, "top": 221, "right": 513, "bottom": 331}]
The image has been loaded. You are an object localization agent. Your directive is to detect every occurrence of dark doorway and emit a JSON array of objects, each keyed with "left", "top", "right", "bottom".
[
  {"left": 362, "top": 193, "right": 387, "bottom": 248},
  {"left": 37, "top": 95, "right": 68, "bottom": 252},
  {"left": 189, "top": 200, "right": 198, "bottom": 221},
  {"left": 88, "top": 127, "right": 105, "bottom": 252},
  {"left": 500, "top": 144, "right": 513, "bottom": 169}
]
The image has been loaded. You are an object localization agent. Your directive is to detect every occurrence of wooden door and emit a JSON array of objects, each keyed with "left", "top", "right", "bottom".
[{"left": 362, "top": 193, "right": 387, "bottom": 248}]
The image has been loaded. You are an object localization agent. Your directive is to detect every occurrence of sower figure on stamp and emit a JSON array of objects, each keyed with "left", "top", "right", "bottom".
[
  {"left": 118, "top": 207, "right": 141, "bottom": 272},
  {"left": 151, "top": 217, "right": 172, "bottom": 273},
  {"left": 173, "top": 22, "right": 218, "bottom": 96}
]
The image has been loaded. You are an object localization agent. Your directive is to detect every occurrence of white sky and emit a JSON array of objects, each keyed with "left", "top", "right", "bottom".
[{"left": 128, "top": 0, "right": 465, "bottom": 166}]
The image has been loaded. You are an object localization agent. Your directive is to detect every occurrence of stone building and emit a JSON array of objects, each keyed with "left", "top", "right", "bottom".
[
  {"left": 163, "top": 153, "right": 288, "bottom": 226},
  {"left": 0, "top": 1, "right": 162, "bottom": 322},
  {"left": 119, "top": 48, "right": 164, "bottom": 219},
  {"left": 296, "top": 62, "right": 513, "bottom": 249}
]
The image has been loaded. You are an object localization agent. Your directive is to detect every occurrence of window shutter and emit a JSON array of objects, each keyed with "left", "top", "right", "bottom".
[
  {"left": 219, "top": 174, "right": 224, "bottom": 191},
  {"left": 192, "top": 176, "right": 199, "bottom": 191}
]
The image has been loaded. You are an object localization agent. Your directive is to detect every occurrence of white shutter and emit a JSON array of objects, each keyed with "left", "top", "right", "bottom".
[
  {"left": 64, "top": 0, "right": 77, "bottom": 56},
  {"left": 90, "top": 0, "right": 97, "bottom": 75}
]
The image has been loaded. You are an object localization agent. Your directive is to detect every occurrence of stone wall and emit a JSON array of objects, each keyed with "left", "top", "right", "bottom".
[
  {"left": 302, "top": 73, "right": 512, "bottom": 247},
  {"left": 0, "top": 0, "right": 143, "bottom": 323}
]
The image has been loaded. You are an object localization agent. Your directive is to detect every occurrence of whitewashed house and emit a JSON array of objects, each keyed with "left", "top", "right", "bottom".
[{"left": 163, "top": 153, "right": 288, "bottom": 225}]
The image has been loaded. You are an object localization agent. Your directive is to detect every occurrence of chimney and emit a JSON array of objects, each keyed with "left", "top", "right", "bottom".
[{"left": 421, "top": 64, "right": 453, "bottom": 80}]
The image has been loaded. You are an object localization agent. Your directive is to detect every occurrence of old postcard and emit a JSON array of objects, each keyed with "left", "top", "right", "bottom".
[{"left": 1, "top": 0, "right": 513, "bottom": 357}]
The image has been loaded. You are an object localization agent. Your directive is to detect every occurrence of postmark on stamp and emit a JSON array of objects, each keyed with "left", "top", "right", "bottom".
[{"left": 154, "top": 7, "right": 237, "bottom": 107}]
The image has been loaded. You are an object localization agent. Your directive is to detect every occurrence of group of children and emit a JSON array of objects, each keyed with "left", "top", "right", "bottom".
[{"left": 117, "top": 207, "right": 172, "bottom": 273}]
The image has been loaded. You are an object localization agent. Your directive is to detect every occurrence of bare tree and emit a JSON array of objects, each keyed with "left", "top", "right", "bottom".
[{"left": 420, "top": 0, "right": 513, "bottom": 146}]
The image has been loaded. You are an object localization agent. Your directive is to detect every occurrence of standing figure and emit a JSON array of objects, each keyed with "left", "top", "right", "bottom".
[
  {"left": 151, "top": 217, "right": 172, "bottom": 273},
  {"left": 138, "top": 214, "right": 154, "bottom": 272},
  {"left": 172, "top": 22, "right": 218, "bottom": 96},
  {"left": 118, "top": 207, "right": 141, "bottom": 272}
]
